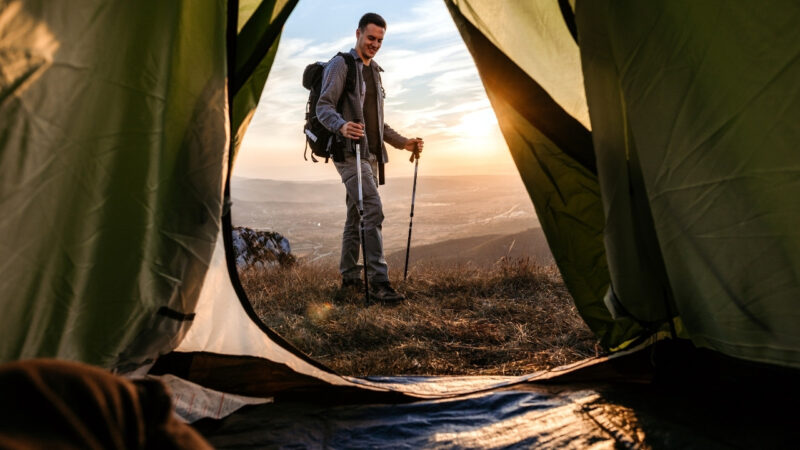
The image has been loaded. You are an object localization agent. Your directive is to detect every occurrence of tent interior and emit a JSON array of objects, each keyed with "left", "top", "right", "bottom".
[{"left": 1, "top": 0, "right": 798, "bottom": 447}]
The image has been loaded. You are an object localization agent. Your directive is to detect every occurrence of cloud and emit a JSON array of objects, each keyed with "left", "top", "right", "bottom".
[
  {"left": 295, "top": 36, "right": 354, "bottom": 61},
  {"left": 429, "top": 67, "right": 482, "bottom": 96},
  {"left": 388, "top": 2, "right": 460, "bottom": 43},
  {"left": 378, "top": 42, "right": 472, "bottom": 85}
]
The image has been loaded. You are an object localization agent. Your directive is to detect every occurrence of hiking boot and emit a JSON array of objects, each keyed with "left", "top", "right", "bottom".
[
  {"left": 369, "top": 281, "right": 404, "bottom": 303},
  {"left": 334, "top": 277, "right": 364, "bottom": 302},
  {"left": 341, "top": 278, "right": 364, "bottom": 290}
]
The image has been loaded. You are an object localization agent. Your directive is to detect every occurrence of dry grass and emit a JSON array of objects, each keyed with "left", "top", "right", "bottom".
[{"left": 239, "top": 259, "right": 599, "bottom": 376}]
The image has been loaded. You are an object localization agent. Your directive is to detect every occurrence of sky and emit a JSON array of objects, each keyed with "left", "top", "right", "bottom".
[{"left": 235, "top": 0, "right": 518, "bottom": 181}]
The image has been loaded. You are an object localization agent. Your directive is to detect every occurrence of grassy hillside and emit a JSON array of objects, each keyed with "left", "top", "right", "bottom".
[
  {"left": 386, "top": 227, "right": 553, "bottom": 269},
  {"left": 239, "top": 258, "right": 598, "bottom": 376}
]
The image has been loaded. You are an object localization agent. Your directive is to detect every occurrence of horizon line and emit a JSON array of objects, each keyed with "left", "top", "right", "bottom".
[{"left": 232, "top": 172, "right": 523, "bottom": 182}]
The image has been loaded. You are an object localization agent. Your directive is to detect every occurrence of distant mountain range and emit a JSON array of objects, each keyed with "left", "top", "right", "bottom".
[{"left": 230, "top": 174, "right": 552, "bottom": 265}]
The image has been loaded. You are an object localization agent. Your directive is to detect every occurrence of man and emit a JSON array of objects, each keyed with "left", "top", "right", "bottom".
[{"left": 317, "top": 12, "right": 424, "bottom": 302}]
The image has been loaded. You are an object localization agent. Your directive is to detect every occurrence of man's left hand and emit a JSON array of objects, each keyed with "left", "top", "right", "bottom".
[{"left": 404, "top": 138, "right": 424, "bottom": 161}]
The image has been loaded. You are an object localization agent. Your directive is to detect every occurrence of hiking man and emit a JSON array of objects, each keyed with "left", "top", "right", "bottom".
[{"left": 317, "top": 12, "right": 424, "bottom": 302}]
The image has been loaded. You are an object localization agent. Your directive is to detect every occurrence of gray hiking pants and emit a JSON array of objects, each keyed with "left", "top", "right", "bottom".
[{"left": 334, "top": 151, "right": 389, "bottom": 283}]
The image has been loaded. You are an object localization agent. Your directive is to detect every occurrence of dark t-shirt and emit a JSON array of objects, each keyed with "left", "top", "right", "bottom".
[{"left": 362, "top": 64, "right": 381, "bottom": 157}]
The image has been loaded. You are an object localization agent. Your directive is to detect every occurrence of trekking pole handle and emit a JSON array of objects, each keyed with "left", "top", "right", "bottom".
[
  {"left": 351, "top": 119, "right": 363, "bottom": 149},
  {"left": 409, "top": 137, "right": 422, "bottom": 162}
]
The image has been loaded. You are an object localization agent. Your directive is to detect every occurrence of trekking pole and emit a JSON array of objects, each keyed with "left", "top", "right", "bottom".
[
  {"left": 403, "top": 139, "right": 422, "bottom": 280},
  {"left": 353, "top": 120, "right": 370, "bottom": 303}
]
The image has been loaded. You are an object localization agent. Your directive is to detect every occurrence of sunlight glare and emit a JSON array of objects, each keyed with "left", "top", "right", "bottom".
[{"left": 454, "top": 108, "right": 499, "bottom": 138}]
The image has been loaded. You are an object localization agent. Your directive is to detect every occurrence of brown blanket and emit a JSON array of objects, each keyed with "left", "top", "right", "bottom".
[{"left": 0, "top": 359, "right": 211, "bottom": 449}]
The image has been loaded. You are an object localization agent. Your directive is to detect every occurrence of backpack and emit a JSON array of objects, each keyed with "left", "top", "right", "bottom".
[{"left": 302, "top": 52, "right": 356, "bottom": 163}]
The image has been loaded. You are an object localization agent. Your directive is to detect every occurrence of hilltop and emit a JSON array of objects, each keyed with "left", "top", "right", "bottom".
[
  {"left": 239, "top": 258, "right": 597, "bottom": 376},
  {"left": 387, "top": 227, "right": 553, "bottom": 270}
]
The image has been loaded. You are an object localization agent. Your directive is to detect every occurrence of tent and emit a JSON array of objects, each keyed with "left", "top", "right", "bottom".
[{"left": 2, "top": 0, "right": 798, "bottom": 446}]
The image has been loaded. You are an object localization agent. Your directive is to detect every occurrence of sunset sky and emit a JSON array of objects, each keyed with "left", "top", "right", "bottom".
[{"left": 235, "top": 0, "right": 518, "bottom": 181}]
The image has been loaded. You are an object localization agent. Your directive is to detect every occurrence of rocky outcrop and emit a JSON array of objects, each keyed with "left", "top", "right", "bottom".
[{"left": 232, "top": 226, "right": 295, "bottom": 269}]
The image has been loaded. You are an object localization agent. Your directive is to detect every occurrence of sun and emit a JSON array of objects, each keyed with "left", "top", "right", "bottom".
[{"left": 455, "top": 108, "right": 499, "bottom": 138}]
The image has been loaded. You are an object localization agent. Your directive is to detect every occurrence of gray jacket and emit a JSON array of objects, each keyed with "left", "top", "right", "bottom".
[{"left": 317, "top": 48, "right": 408, "bottom": 163}]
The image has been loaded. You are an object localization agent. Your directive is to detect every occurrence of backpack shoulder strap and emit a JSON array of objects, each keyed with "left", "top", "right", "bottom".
[{"left": 336, "top": 52, "right": 357, "bottom": 93}]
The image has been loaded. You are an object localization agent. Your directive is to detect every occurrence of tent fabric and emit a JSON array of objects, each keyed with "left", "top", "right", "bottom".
[
  {"left": 194, "top": 385, "right": 798, "bottom": 449},
  {"left": 198, "top": 388, "right": 643, "bottom": 449},
  {"left": 0, "top": 0, "right": 229, "bottom": 369},
  {"left": 230, "top": 0, "right": 298, "bottom": 157},
  {"left": 173, "top": 233, "right": 353, "bottom": 389},
  {"left": 445, "top": 0, "right": 643, "bottom": 350},
  {"left": 150, "top": 373, "right": 273, "bottom": 423},
  {"left": 192, "top": 341, "right": 800, "bottom": 449},
  {"left": 0, "top": 0, "right": 297, "bottom": 370},
  {"left": 575, "top": 3, "right": 679, "bottom": 326},
  {"left": 447, "top": 0, "right": 800, "bottom": 367},
  {"left": 179, "top": 341, "right": 800, "bottom": 447},
  {"left": 164, "top": 316, "right": 662, "bottom": 405},
  {"left": 576, "top": 0, "right": 800, "bottom": 368},
  {"left": 156, "top": 337, "right": 659, "bottom": 412},
  {"left": 445, "top": 0, "right": 590, "bottom": 129}
]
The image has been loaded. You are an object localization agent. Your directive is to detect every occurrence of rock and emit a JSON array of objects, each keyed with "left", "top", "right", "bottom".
[{"left": 232, "top": 226, "right": 295, "bottom": 269}]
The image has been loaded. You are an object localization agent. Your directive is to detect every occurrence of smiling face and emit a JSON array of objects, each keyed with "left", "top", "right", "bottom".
[{"left": 355, "top": 23, "right": 385, "bottom": 63}]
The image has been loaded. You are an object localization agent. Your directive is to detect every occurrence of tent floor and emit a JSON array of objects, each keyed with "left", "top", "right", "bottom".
[
  {"left": 193, "top": 380, "right": 797, "bottom": 448},
  {"left": 192, "top": 341, "right": 800, "bottom": 448}
]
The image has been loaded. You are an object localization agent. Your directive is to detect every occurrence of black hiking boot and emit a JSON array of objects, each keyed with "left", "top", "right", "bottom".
[
  {"left": 369, "top": 281, "right": 404, "bottom": 303},
  {"left": 334, "top": 277, "right": 364, "bottom": 302},
  {"left": 341, "top": 278, "right": 364, "bottom": 290}
]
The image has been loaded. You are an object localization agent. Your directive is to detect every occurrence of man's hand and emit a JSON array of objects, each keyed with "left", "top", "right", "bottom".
[
  {"left": 404, "top": 138, "right": 424, "bottom": 161},
  {"left": 339, "top": 122, "right": 364, "bottom": 140}
]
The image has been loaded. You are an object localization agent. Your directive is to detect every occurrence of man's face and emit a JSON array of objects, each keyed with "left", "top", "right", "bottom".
[{"left": 356, "top": 23, "right": 385, "bottom": 60}]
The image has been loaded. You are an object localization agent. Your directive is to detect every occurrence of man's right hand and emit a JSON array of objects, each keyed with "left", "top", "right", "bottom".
[{"left": 340, "top": 122, "right": 364, "bottom": 140}]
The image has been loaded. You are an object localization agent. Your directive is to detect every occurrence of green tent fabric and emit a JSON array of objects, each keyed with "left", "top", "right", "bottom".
[
  {"left": 0, "top": 0, "right": 295, "bottom": 369},
  {"left": 576, "top": 0, "right": 800, "bottom": 368},
  {"left": 446, "top": 0, "right": 800, "bottom": 368},
  {"left": 0, "top": 0, "right": 226, "bottom": 368},
  {"left": 231, "top": 0, "right": 297, "bottom": 158},
  {"left": 445, "top": 0, "right": 643, "bottom": 350}
]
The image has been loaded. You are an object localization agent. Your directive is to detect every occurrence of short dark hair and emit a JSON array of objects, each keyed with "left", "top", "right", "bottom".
[{"left": 358, "top": 12, "right": 386, "bottom": 31}]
